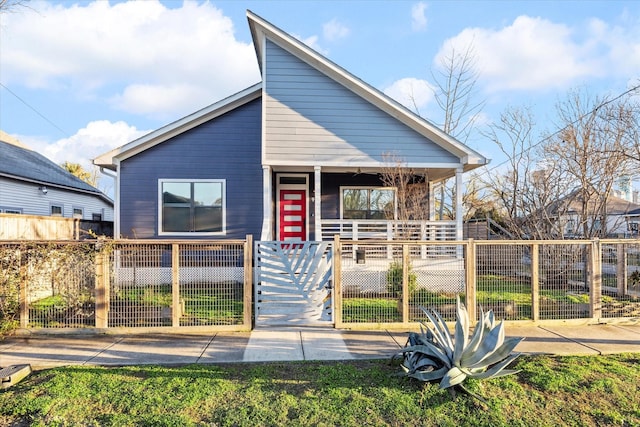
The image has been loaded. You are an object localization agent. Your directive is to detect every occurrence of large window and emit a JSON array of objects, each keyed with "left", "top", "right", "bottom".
[
  {"left": 160, "top": 180, "right": 225, "bottom": 234},
  {"left": 341, "top": 187, "right": 396, "bottom": 220}
]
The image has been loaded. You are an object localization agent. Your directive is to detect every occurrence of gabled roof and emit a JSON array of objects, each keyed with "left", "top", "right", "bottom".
[
  {"left": 246, "top": 10, "right": 488, "bottom": 171},
  {"left": 95, "top": 11, "right": 488, "bottom": 173},
  {"left": 0, "top": 134, "right": 112, "bottom": 204},
  {"left": 546, "top": 191, "right": 640, "bottom": 217},
  {"left": 94, "top": 84, "right": 262, "bottom": 169}
]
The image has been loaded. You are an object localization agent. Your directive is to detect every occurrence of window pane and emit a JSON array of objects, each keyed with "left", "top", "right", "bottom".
[
  {"left": 194, "top": 182, "right": 222, "bottom": 207},
  {"left": 51, "top": 205, "right": 63, "bottom": 216},
  {"left": 163, "top": 206, "right": 190, "bottom": 232},
  {"left": 342, "top": 188, "right": 395, "bottom": 220},
  {"left": 370, "top": 189, "right": 395, "bottom": 219},
  {"left": 343, "top": 189, "right": 368, "bottom": 219},
  {"left": 194, "top": 206, "right": 222, "bottom": 232},
  {"left": 163, "top": 182, "right": 191, "bottom": 203}
]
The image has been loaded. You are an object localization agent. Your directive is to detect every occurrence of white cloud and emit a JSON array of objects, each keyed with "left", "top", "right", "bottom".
[
  {"left": 411, "top": 2, "right": 428, "bottom": 32},
  {"left": 383, "top": 78, "right": 434, "bottom": 113},
  {"left": 323, "top": 18, "right": 350, "bottom": 42},
  {"left": 436, "top": 14, "right": 640, "bottom": 94},
  {"left": 292, "top": 33, "right": 328, "bottom": 55},
  {"left": 0, "top": 0, "right": 260, "bottom": 119},
  {"left": 109, "top": 83, "right": 205, "bottom": 118},
  {"left": 23, "top": 120, "right": 149, "bottom": 169}
]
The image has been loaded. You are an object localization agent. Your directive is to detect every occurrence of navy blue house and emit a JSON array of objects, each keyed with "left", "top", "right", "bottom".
[{"left": 95, "top": 11, "right": 488, "bottom": 242}]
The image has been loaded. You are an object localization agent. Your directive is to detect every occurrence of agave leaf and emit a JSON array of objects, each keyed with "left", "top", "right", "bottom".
[
  {"left": 431, "top": 307, "right": 455, "bottom": 350},
  {"left": 398, "top": 344, "right": 450, "bottom": 366},
  {"left": 439, "top": 366, "right": 467, "bottom": 389},
  {"left": 467, "top": 353, "right": 522, "bottom": 380},
  {"left": 461, "top": 325, "right": 483, "bottom": 356},
  {"left": 467, "top": 337, "right": 524, "bottom": 369},
  {"left": 458, "top": 310, "right": 489, "bottom": 365},
  {"left": 412, "top": 357, "right": 442, "bottom": 371},
  {"left": 453, "top": 296, "right": 470, "bottom": 366},
  {"left": 420, "top": 307, "right": 454, "bottom": 359},
  {"left": 409, "top": 366, "right": 449, "bottom": 382},
  {"left": 484, "top": 309, "right": 496, "bottom": 329},
  {"left": 422, "top": 306, "right": 455, "bottom": 359},
  {"left": 460, "top": 320, "right": 506, "bottom": 368}
]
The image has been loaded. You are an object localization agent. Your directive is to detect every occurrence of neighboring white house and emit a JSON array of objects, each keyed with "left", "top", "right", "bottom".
[
  {"left": 547, "top": 192, "right": 640, "bottom": 238},
  {"left": 0, "top": 131, "right": 113, "bottom": 221}
]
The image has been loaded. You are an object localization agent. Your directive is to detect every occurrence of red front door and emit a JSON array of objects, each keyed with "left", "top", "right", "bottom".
[{"left": 279, "top": 189, "right": 306, "bottom": 241}]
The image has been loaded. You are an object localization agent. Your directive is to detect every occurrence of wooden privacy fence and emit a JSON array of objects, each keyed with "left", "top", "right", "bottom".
[{"left": 0, "top": 213, "right": 113, "bottom": 240}]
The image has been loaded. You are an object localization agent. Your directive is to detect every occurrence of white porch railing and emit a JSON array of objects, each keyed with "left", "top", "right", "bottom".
[{"left": 319, "top": 220, "right": 457, "bottom": 241}]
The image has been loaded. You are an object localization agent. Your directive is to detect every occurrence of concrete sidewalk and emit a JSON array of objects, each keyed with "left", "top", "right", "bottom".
[{"left": 0, "top": 324, "right": 639, "bottom": 370}]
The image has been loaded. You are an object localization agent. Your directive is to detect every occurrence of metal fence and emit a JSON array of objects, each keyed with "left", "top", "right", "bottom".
[
  {"left": 334, "top": 237, "right": 640, "bottom": 328},
  {"left": 2, "top": 238, "right": 252, "bottom": 332},
  {"left": 2, "top": 237, "right": 639, "bottom": 334}
]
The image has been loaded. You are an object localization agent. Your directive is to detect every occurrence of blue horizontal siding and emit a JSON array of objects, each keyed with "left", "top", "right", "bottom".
[{"left": 119, "top": 98, "right": 263, "bottom": 239}]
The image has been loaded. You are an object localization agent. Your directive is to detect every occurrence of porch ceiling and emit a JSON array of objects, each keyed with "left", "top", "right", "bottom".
[{"left": 270, "top": 165, "right": 459, "bottom": 183}]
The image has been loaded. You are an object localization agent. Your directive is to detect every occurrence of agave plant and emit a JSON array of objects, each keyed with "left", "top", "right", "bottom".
[{"left": 394, "top": 296, "right": 524, "bottom": 390}]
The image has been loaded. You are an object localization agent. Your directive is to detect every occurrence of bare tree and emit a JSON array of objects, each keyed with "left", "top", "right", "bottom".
[
  {"left": 484, "top": 87, "right": 640, "bottom": 240},
  {"left": 0, "top": 0, "right": 31, "bottom": 13},
  {"left": 482, "top": 106, "right": 572, "bottom": 239},
  {"left": 543, "top": 88, "right": 637, "bottom": 238},
  {"left": 380, "top": 45, "right": 485, "bottom": 230},
  {"left": 431, "top": 43, "right": 485, "bottom": 142},
  {"left": 380, "top": 153, "right": 429, "bottom": 238},
  {"left": 431, "top": 44, "right": 486, "bottom": 220}
]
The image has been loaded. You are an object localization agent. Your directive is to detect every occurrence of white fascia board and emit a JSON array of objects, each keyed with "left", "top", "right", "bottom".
[
  {"left": 93, "top": 83, "right": 262, "bottom": 170},
  {"left": 246, "top": 10, "right": 488, "bottom": 167},
  {"left": 263, "top": 159, "right": 465, "bottom": 169}
]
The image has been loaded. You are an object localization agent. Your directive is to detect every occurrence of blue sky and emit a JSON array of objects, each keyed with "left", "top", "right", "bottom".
[{"left": 1, "top": 0, "right": 639, "bottom": 194}]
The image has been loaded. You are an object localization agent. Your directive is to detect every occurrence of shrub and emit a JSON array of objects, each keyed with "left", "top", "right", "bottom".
[{"left": 386, "top": 261, "right": 417, "bottom": 298}]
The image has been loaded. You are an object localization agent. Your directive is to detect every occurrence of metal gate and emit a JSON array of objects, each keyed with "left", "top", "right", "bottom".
[{"left": 255, "top": 241, "right": 332, "bottom": 326}]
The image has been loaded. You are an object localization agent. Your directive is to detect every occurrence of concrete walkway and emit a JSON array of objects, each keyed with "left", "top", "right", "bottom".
[{"left": 0, "top": 324, "right": 639, "bottom": 370}]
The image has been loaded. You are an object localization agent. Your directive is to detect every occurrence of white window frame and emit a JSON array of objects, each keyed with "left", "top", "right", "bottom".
[
  {"left": 158, "top": 178, "right": 226, "bottom": 236},
  {"left": 339, "top": 186, "right": 397, "bottom": 220}
]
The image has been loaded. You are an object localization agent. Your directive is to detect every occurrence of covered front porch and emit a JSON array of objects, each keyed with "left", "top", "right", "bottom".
[{"left": 259, "top": 165, "right": 467, "bottom": 242}]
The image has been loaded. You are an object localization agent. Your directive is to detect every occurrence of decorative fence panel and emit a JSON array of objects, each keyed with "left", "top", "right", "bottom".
[{"left": 254, "top": 241, "right": 332, "bottom": 326}]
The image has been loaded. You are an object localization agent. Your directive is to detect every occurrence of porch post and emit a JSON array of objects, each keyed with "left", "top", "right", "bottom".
[
  {"left": 261, "top": 165, "right": 273, "bottom": 240},
  {"left": 428, "top": 181, "right": 436, "bottom": 221},
  {"left": 314, "top": 166, "right": 322, "bottom": 241},
  {"left": 455, "top": 167, "right": 464, "bottom": 240}
]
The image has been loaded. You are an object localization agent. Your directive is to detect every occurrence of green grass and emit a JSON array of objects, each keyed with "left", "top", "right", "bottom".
[
  {"left": 342, "top": 298, "right": 400, "bottom": 322},
  {"left": 340, "top": 274, "right": 640, "bottom": 323},
  {"left": 0, "top": 355, "right": 638, "bottom": 426}
]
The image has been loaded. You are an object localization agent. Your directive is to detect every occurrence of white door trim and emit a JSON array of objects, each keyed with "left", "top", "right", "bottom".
[{"left": 276, "top": 173, "right": 309, "bottom": 241}]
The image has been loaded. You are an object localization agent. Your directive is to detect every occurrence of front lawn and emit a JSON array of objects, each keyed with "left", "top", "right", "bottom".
[{"left": 1, "top": 354, "right": 638, "bottom": 426}]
